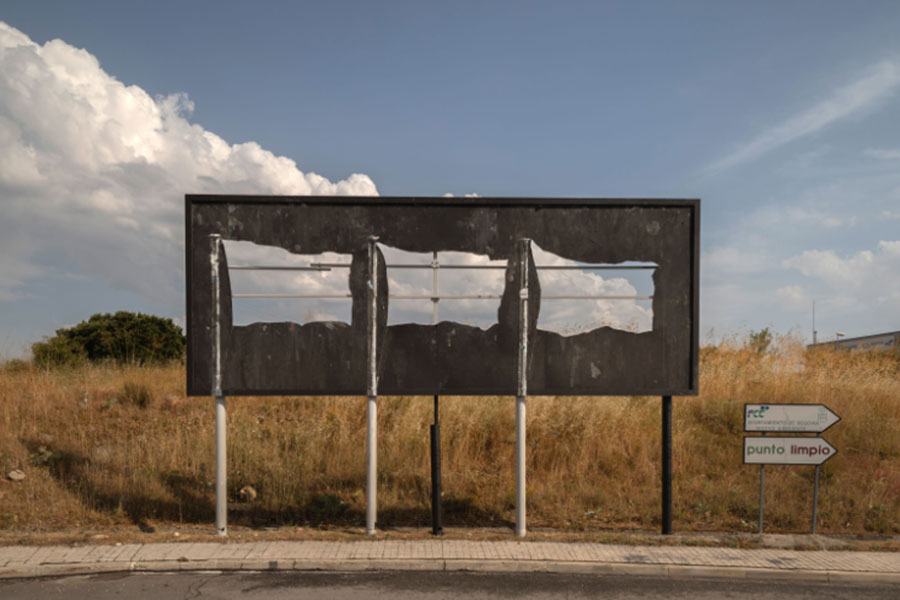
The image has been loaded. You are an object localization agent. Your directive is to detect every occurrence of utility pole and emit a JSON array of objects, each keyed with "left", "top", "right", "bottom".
[{"left": 812, "top": 300, "right": 817, "bottom": 345}]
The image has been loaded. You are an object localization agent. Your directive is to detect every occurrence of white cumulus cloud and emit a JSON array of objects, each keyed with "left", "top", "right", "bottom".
[
  {"left": 0, "top": 21, "right": 377, "bottom": 306},
  {"left": 221, "top": 241, "right": 654, "bottom": 334},
  {"left": 783, "top": 241, "right": 900, "bottom": 309},
  {"left": 0, "top": 21, "right": 652, "bottom": 338}
]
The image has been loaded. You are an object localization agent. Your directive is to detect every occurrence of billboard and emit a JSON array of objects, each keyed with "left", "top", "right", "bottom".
[{"left": 186, "top": 196, "right": 699, "bottom": 397}]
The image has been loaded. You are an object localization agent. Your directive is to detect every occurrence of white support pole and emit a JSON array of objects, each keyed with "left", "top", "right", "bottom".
[
  {"left": 366, "top": 236, "right": 379, "bottom": 536},
  {"left": 366, "top": 395, "right": 377, "bottom": 535},
  {"left": 515, "top": 396, "right": 526, "bottom": 537},
  {"left": 515, "top": 238, "right": 530, "bottom": 538},
  {"left": 215, "top": 395, "right": 227, "bottom": 536},
  {"left": 210, "top": 234, "right": 227, "bottom": 537}
]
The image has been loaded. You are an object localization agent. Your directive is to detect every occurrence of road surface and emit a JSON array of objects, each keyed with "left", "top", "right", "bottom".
[{"left": 2, "top": 570, "right": 897, "bottom": 599}]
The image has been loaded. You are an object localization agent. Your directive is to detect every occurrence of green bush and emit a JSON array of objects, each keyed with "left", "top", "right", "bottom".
[
  {"left": 32, "top": 311, "right": 184, "bottom": 367},
  {"left": 31, "top": 334, "right": 87, "bottom": 368},
  {"left": 747, "top": 327, "right": 773, "bottom": 355}
]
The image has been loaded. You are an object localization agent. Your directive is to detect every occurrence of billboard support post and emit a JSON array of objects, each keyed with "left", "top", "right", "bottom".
[
  {"left": 515, "top": 239, "right": 530, "bottom": 538},
  {"left": 430, "top": 394, "right": 443, "bottom": 535},
  {"left": 429, "top": 267, "right": 443, "bottom": 536},
  {"left": 210, "top": 234, "right": 227, "bottom": 537},
  {"left": 661, "top": 395, "right": 672, "bottom": 534},
  {"left": 366, "top": 236, "right": 379, "bottom": 536},
  {"left": 215, "top": 396, "right": 227, "bottom": 536}
]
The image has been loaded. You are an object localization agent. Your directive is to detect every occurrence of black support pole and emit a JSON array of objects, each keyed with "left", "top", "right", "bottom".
[
  {"left": 430, "top": 395, "right": 443, "bottom": 535},
  {"left": 662, "top": 395, "right": 673, "bottom": 535}
]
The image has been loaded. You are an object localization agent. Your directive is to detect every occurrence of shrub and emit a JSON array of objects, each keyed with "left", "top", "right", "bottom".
[
  {"left": 31, "top": 334, "right": 87, "bottom": 368},
  {"left": 747, "top": 327, "right": 773, "bottom": 355},
  {"left": 2, "top": 358, "right": 33, "bottom": 372},
  {"left": 32, "top": 311, "right": 185, "bottom": 367}
]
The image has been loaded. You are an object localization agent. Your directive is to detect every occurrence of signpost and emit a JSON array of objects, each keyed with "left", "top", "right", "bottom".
[
  {"left": 743, "top": 403, "right": 840, "bottom": 535},
  {"left": 744, "top": 404, "right": 840, "bottom": 433},
  {"left": 743, "top": 437, "right": 837, "bottom": 465}
]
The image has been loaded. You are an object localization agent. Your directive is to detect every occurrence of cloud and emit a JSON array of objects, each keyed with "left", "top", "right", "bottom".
[
  {"left": 783, "top": 241, "right": 900, "bottom": 308},
  {"left": 749, "top": 204, "right": 857, "bottom": 231},
  {"left": 0, "top": 22, "right": 377, "bottom": 308},
  {"left": 775, "top": 285, "right": 809, "bottom": 310},
  {"left": 703, "top": 246, "right": 774, "bottom": 276},
  {"left": 220, "top": 240, "right": 653, "bottom": 334},
  {"left": 865, "top": 148, "right": 900, "bottom": 160},
  {"left": 530, "top": 244, "right": 653, "bottom": 333},
  {"left": 705, "top": 60, "right": 900, "bottom": 173}
]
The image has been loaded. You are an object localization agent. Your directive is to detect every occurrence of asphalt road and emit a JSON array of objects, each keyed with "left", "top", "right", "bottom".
[{"left": 3, "top": 571, "right": 899, "bottom": 599}]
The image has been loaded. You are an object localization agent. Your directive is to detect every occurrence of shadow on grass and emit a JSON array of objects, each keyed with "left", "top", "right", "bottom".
[
  {"left": 21, "top": 438, "right": 513, "bottom": 531},
  {"left": 22, "top": 438, "right": 212, "bottom": 531}
]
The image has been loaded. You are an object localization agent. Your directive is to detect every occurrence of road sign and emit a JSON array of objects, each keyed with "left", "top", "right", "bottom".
[
  {"left": 743, "top": 436, "right": 837, "bottom": 465},
  {"left": 744, "top": 403, "right": 841, "bottom": 433}
]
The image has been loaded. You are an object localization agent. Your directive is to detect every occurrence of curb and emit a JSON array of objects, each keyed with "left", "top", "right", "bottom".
[{"left": 3, "top": 558, "right": 900, "bottom": 585}]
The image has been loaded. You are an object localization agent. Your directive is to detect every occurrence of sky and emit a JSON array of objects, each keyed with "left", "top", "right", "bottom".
[{"left": 1, "top": 0, "right": 899, "bottom": 358}]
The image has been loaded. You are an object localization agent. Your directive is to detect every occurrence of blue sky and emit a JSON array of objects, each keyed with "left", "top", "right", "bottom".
[{"left": 1, "top": 1, "right": 899, "bottom": 357}]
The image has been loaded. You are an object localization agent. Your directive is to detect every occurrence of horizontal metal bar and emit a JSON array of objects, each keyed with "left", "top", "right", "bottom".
[
  {"left": 233, "top": 293, "right": 652, "bottom": 301},
  {"left": 544, "top": 295, "right": 653, "bottom": 300},
  {"left": 309, "top": 262, "right": 656, "bottom": 270},
  {"left": 392, "top": 294, "right": 499, "bottom": 300},
  {"left": 233, "top": 293, "right": 352, "bottom": 299},
  {"left": 370, "top": 264, "right": 505, "bottom": 269},
  {"left": 393, "top": 294, "right": 653, "bottom": 300},
  {"left": 533, "top": 265, "right": 656, "bottom": 270},
  {"left": 229, "top": 265, "right": 331, "bottom": 271}
]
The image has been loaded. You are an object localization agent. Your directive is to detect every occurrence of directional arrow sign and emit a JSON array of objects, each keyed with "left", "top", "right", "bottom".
[
  {"left": 743, "top": 437, "right": 838, "bottom": 465},
  {"left": 744, "top": 403, "right": 841, "bottom": 433}
]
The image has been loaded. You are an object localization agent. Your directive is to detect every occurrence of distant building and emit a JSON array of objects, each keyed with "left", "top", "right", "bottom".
[{"left": 808, "top": 330, "right": 900, "bottom": 352}]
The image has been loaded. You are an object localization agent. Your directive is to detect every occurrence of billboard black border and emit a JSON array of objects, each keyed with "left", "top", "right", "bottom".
[{"left": 185, "top": 195, "right": 700, "bottom": 397}]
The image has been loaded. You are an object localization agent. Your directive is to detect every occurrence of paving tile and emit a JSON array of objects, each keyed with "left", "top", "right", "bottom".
[
  {"left": 4, "top": 539, "right": 900, "bottom": 579},
  {"left": 25, "top": 546, "right": 64, "bottom": 565},
  {"left": 53, "top": 545, "right": 96, "bottom": 563},
  {"left": 0, "top": 545, "right": 38, "bottom": 566}
]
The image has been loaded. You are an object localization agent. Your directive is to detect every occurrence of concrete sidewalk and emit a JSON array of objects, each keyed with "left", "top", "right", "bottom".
[{"left": 2, "top": 539, "right": 899, "bottom": 583}]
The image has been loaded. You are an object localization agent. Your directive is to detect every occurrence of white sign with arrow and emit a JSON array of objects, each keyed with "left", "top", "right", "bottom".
[
  {"left": 744, "top": 403, "right": 841, "bottom": 433},
  {"left": 743, "top": 436, "right": 838, "bottom": 465}
]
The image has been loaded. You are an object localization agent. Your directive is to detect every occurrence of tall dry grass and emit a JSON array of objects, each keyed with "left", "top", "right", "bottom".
[{"left": 1, "top": 337, "right": 898, "bottom": 534}]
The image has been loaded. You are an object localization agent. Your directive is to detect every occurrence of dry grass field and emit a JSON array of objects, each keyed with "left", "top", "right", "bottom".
[{"left": 1, "top": 336, "right": 899, "bottom": 538}]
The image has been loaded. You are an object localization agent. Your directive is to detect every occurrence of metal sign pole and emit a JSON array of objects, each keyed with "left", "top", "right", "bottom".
[
  {"left": 210, "top": 234, "right": 227, "bottom": 537},
  {"left": 515, "top": 239, "right": 530, "bottom": 538},
  {"left": 758, "top": 432, "right": 766, "bottom": 535},
  {"left": 812, "top": 464, "right": 820, "bottom": 534},
  {"left": 366, "top": 236, "right": 379, "bottom": 536},
  {"left": 661, "top": 396, "right": 672, "bottom": 534}
]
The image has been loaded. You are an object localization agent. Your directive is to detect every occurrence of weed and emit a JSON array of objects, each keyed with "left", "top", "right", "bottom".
[
  {"left": 865, "top": 504, "right": 890, "bottom": 534},
  {"left": 122, "top": 381, "right": 153, "bottom": 408},
  {"left": 29, "top": 445, "right": 60, "bottom": 467}
]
